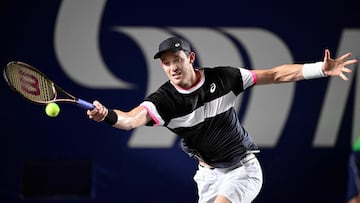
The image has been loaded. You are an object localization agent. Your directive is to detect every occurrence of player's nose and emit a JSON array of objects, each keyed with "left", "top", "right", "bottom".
[{"left": 170, "top": 64, "right": 178, "bottom": 72}]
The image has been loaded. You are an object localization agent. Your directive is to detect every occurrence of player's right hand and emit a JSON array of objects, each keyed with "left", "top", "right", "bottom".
[{"left": 87, "top": 100, "right": 108, "bottom": 122}]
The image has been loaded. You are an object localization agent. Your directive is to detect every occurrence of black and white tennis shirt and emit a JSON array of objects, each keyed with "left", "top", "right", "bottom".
[{"left": 140, "top": 66, "right": 259, "bottom": 168}]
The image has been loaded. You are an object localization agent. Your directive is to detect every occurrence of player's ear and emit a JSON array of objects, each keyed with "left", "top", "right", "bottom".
[{"left": 189, "top": 52, "right": 196, "bottom": 64}]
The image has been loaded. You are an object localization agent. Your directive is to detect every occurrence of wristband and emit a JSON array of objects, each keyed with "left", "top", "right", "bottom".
[
  {"left": 103, "top": 109, "right": 118, "bottom": 125},
  {"left": 302, "top": 62, "right": 326, "bottom": 80}
]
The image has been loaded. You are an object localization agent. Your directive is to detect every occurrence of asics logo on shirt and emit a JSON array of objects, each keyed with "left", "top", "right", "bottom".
[{"left": 210, "top": 83, "right": 216, "bottom": 93}]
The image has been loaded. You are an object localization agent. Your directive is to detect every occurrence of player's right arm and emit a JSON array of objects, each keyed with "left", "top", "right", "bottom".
[{"left": 87, "top": 100, "right": 152, "bottom": 130}]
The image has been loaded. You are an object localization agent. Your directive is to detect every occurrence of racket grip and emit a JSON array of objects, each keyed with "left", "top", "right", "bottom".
[{"left": 77, "top": 98, "right": 95, "bottom": 110}]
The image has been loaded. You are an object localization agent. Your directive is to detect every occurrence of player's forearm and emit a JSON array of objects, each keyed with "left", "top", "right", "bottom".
[
  {"left": 253, "top": 64, "right": 303, "bottom": 84},
  {"left": 254, "top": 62, "right": 326, "bottom": 85},
  {"left": 106, "top": 106, "right": 150, "bottom": 130},
  {"left": 112, "top": 110, "right": 141, "bottom": 130},
  {"left": 106, "top": 110, "right": 133, "bottom": 130}
]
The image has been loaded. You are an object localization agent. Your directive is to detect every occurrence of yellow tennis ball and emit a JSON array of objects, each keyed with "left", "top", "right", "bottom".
[{"left": 45, "top": 103, "right": 60, "bottom": 117}]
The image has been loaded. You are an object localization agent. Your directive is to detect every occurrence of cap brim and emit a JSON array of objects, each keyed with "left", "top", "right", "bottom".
[
  {"left": 153, "top": 51, "right": 164, "bottom": 59},
  {"left": 153, "top": 47, "right": 183, "bottom": 59}
]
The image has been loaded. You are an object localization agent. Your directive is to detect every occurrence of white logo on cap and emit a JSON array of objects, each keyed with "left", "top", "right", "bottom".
[{"left": 174, "top": 42, "right": 180, "bottom": 47}]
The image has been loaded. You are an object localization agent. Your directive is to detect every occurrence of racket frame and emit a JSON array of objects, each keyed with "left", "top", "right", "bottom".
[{"left": 3, "top": 61, "right": 94, "bottom": 110}]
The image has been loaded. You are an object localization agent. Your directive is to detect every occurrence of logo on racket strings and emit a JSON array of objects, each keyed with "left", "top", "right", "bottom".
[{"left": 18, "top": 70, "right": 40, "bottom": 96}]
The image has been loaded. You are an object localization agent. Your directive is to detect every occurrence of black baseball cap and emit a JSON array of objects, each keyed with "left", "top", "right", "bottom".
[{"left": 153, "top": 37, "right": 191, "bottom": 59}]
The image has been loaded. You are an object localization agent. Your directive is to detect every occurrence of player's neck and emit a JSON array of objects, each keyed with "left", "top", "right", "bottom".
[
  {"left": 171, "top": 69, "right": 202, "bottom": 91},
  {"left": 186, "top": 69, "right": 201, "bottom": 88}
]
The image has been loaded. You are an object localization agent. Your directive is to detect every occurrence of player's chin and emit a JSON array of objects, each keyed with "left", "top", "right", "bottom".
[{"left": 171, "top": 78, "right": 183, "bottom": 86}]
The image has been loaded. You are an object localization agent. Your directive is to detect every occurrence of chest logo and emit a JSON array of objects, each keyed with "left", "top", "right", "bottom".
[{"left": 210, "top": 83, "right": 216, "bottom": 93}]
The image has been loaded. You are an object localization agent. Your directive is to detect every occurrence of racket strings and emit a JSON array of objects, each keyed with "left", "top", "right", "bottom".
[{"left": 6, "top": 64, "right": 55, "bottom": 103}]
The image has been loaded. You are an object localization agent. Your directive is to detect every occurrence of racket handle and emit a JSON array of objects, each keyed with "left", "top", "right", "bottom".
[{"left": 77, "top": 98, "right": 95, "bottom": 110}]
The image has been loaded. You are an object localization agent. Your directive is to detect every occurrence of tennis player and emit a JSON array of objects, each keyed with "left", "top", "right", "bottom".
[{"left": 87, "top": 37, "right": 357, "bottom": 203}]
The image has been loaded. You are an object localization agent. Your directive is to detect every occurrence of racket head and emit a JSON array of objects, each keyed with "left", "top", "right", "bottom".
[{"left": 3, "top": 61, "right": 57, "bottom": 105}]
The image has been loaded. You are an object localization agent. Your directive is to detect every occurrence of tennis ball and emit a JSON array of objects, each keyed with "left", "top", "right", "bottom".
[{"left": 45, "top": 103, "right": 60, "bottom": 117}]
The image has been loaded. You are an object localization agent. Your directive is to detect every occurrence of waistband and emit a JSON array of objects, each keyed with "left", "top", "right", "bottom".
[{"left": 199, "top": 153, "right": 256, "bottom": 171}]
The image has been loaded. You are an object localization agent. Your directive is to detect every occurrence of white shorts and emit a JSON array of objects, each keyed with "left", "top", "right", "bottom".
[{"left": 193, "top": 154, "right": 263, "bottom": 203}]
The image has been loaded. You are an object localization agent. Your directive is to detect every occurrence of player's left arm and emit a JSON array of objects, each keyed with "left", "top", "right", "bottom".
[{"left": 253, "top": 49, "right": 357, "bottom": 85}]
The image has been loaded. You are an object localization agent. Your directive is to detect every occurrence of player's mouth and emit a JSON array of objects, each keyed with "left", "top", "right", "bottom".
[{"left": 172, "top": 72, "right": 182, "bottom": 80}]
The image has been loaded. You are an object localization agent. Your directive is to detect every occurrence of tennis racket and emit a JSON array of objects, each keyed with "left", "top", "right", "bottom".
[{"left": 3, "top": 61, "right": 95, "bottom": 110}]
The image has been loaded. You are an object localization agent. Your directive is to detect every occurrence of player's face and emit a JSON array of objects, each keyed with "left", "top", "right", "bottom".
[{"left": 160, "top": 50, "right": 196, "bottom": 88}]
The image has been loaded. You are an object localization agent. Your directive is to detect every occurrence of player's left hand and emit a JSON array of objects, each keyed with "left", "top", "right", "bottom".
[{"left": 322, "top": 49, "right": 358, "bottom": 80}]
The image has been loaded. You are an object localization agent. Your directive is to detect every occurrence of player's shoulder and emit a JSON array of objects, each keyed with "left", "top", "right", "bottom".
[
  {"left": 199, "top": 66, "right": 241, "bottom": 72},
  {"left": 199, "top": 66, "right": 242, "bottom": 77},
  {"left": 152, "top": 81, "right": 177, "bottom": 97}
]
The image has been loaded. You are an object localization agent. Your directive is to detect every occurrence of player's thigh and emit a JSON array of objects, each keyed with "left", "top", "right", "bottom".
[
  {"left": 214, "top": 194, "right": 231, "bottom": 203},
  {"left": 193, "top": 166, "right": 219, "bottom": 202},
  {"left": 218, "top": 158, "right": 263, "bottom": 202}
]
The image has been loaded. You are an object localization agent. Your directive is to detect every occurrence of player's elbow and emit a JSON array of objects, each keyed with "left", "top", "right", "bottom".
[
  {"left": 273, "top": 64, "right": 303, "bottom": 83},
  {"left": 254, "top": 69, "right": 284, "bottom": 84},
  {"left": 265, "top": 69, "right": 284, "bottom": 83},
  {"left": 273, "top": 72, "right": 285, "bottom": 82}
]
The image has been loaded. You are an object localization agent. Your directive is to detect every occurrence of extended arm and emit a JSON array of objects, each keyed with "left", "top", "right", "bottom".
[
  {"left": 253, "top": 49, "right": 357, "bottom": 85},
  {"left": 87, "top": 100, "right": 152, "bottom": 130}
]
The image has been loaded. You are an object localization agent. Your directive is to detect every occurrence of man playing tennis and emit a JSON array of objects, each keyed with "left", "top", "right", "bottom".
[{"left": 87, "top": 36, "right": 357, "bottom": 203}]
